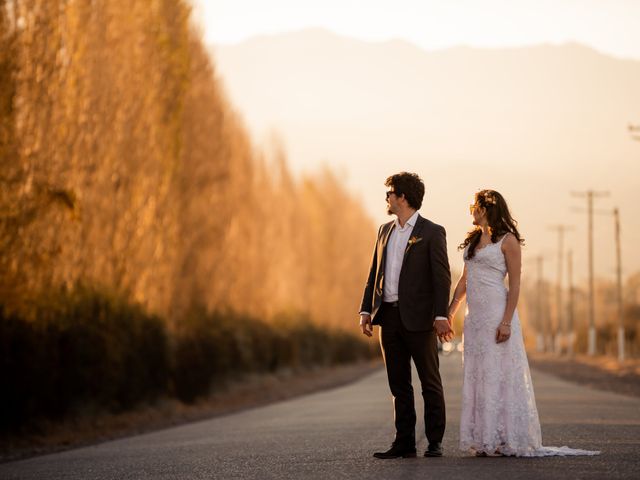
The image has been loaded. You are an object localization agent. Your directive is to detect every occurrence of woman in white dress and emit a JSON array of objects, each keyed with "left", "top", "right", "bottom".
[{"left": 447, "top": 189, "right": 599, "bottom": 457}]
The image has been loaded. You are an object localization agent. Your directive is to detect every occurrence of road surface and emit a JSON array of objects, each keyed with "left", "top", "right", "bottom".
[{"left": 2, "top": 353, "right": 638, "bottom": 479}]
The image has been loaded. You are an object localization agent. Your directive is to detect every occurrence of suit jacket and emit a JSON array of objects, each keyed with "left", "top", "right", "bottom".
[{"left": 360, "top": 214, "right": 451, "bottom": 332}]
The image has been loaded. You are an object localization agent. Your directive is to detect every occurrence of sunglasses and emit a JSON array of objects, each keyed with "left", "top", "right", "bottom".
[
  {"left": 386, "top": 190, "right": 397, "bottom": 199},
  {"left": 469, "top": 204, "right": 477, "bottom": 214}
]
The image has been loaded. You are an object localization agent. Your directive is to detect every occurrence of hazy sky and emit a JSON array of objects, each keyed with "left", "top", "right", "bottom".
[
  {"left": 194, "top": 1, "right": 640, "bottom": 283},
  {"left": 193, "top": 0, "right": 640, "bottom": 60}
]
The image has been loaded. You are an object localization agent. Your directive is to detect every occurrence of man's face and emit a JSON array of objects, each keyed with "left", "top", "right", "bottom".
[{"left": 386, "top": 189, "right": 401, "bottom": 215}]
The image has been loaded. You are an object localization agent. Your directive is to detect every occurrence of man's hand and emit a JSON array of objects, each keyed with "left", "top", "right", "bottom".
[
  {"left": 434, "top": 319, "right": 454, "bottom": 343},
  {"left": 360, "top": 314, "right": 373, "bottom": 337}
]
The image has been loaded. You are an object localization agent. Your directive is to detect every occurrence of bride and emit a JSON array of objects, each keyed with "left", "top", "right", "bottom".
[{"left": 447, "top": 189, "right": 599, "bottom": 457}]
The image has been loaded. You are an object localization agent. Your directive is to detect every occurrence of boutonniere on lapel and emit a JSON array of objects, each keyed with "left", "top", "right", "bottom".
[{"left": 405, "top": 236, "right": 423, "bottom": 253}]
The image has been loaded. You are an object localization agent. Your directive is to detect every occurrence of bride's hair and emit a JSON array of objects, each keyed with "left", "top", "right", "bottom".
[{"left": 459, "top": 189, "right": 524, "bottom": 259}]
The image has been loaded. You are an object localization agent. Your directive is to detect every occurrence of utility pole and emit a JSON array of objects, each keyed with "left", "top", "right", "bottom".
[
  {"left": 567, "top": 250, "right": 575, "bottom": 356},
  {"left": 571, "top": 190, "right": 609, "bottom": 355},
  {"left": 535, "top": 255, "right": 547, "bottom": 352},
  {"left": 614, "top": 208, "right": 624, "bottom": 361},
  {"left": 548, "top": 225, "right": 573, "bottom": 354}
]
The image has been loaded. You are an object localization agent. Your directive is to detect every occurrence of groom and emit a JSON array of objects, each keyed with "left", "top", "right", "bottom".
[{"left": 359, "top": 172, "right": 452, "bottom": 459}]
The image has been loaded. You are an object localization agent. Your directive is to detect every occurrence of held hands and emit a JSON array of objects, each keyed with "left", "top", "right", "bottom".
[
  {"left": 360, "top": 314, "right": 373, "bottom": 337},
  {"left": 360, "top": 314, "right": 456, "bottom": 341},
  {"left": 435, "top": 299, "right": 460, "bottom": 343},
  {"left": 434, "top": 318, "right": 454, "bottom": 343},
  {"left": 443, "top": 298, "right": 462, "bottom": 342},
  {"left": 495, "top": 323, "right": 511, "bottom": 343}
]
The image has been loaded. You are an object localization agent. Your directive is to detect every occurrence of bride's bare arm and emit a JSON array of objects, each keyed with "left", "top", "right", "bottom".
[
  {"left": 501, "top": 233, "right": 522, "bottom": 327},
  {"left": 448, "top": 264, "right": 467, "bottom": 320}
]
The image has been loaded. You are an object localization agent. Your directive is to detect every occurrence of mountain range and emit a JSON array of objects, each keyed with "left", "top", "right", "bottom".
[{"left": 211, "top": 28, "right": 640, "bottom": 282}]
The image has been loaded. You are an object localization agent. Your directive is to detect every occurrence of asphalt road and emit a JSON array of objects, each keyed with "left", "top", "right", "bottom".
[{"left": 2, "top": 352, "right": 638, "bottom": 479}]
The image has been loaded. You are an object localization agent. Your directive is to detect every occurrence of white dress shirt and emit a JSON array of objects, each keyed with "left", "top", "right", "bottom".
[
  {"left": 361, "top": 211, "right": 448, "bottom": 322},
  {"left": 383, "top": 210, "right": 420, "bottom": 302}
]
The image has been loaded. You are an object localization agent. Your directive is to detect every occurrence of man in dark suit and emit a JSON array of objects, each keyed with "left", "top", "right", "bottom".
[{"left": 360, "top": 172, "right": 453, "bottom": 459}]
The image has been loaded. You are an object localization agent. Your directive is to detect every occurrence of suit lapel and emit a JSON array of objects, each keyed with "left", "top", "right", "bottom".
[
  {"left": 373, "top": 222, "right": 395, "bottom": 294},
  {"left": 380, "top": 222, "right": 395, "bottom": 269},
  {"left": 401, "top": 214, "right": 426, "bottom": 270}
]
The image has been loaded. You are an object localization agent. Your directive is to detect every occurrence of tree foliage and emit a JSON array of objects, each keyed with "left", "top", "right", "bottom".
[{"left": 0, "top": 0, "right": 374, "bottom": 328}]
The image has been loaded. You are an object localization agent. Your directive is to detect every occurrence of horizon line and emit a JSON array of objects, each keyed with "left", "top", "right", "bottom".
[{"left": 207, "top": 27, "right": 640, "bottom": 62}]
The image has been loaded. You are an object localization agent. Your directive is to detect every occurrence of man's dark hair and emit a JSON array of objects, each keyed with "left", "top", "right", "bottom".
[{"left": 385, "top": 172, "right": 425, "bottom": 210}]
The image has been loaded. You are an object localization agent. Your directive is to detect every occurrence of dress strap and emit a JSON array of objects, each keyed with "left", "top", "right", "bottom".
[{"left": 497, "top": 232, "right": 510, "bottom": 244}]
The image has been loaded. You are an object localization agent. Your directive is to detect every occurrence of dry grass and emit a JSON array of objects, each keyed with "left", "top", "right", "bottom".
[{"left": 529, "top": 353, "right": 640, "bottom": 398}]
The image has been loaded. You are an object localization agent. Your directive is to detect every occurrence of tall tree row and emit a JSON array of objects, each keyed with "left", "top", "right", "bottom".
[{"left": 0, "top": 0, "right": 374, "bottom": 329}]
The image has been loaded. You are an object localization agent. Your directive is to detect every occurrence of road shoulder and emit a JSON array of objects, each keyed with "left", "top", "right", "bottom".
[
  {"left": 0, "top": 359, "right": 382, "bottom": 463},
  {"left": 529, "top": 353, "right": 640, "bottom": 398}
]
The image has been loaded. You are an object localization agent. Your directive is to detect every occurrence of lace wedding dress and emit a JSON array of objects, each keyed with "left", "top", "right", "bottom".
[{"left": 459, "top": 235, "right": 600, "bottom": 457}]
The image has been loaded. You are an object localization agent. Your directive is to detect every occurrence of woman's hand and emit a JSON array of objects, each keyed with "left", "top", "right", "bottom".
[{"left": 495, "top": 323, "right": 511, "bottom": 343}]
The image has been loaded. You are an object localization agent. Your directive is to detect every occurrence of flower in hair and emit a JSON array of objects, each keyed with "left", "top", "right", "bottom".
[{"left": 482, "top": 191, "right": 497, "bottom": 205}]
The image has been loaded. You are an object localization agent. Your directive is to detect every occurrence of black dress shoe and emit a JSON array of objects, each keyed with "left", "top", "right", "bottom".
[
  {"left": 373, "top": 444, "right": 417, "bottom": 459},
  {"left": 424, "top": 442, "right": 443, "bottom": 457}
]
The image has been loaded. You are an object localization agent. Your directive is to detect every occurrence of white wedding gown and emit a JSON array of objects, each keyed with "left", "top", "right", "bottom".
[{"left": 459, "top": 235, "right": 600, "bottom": 457}]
